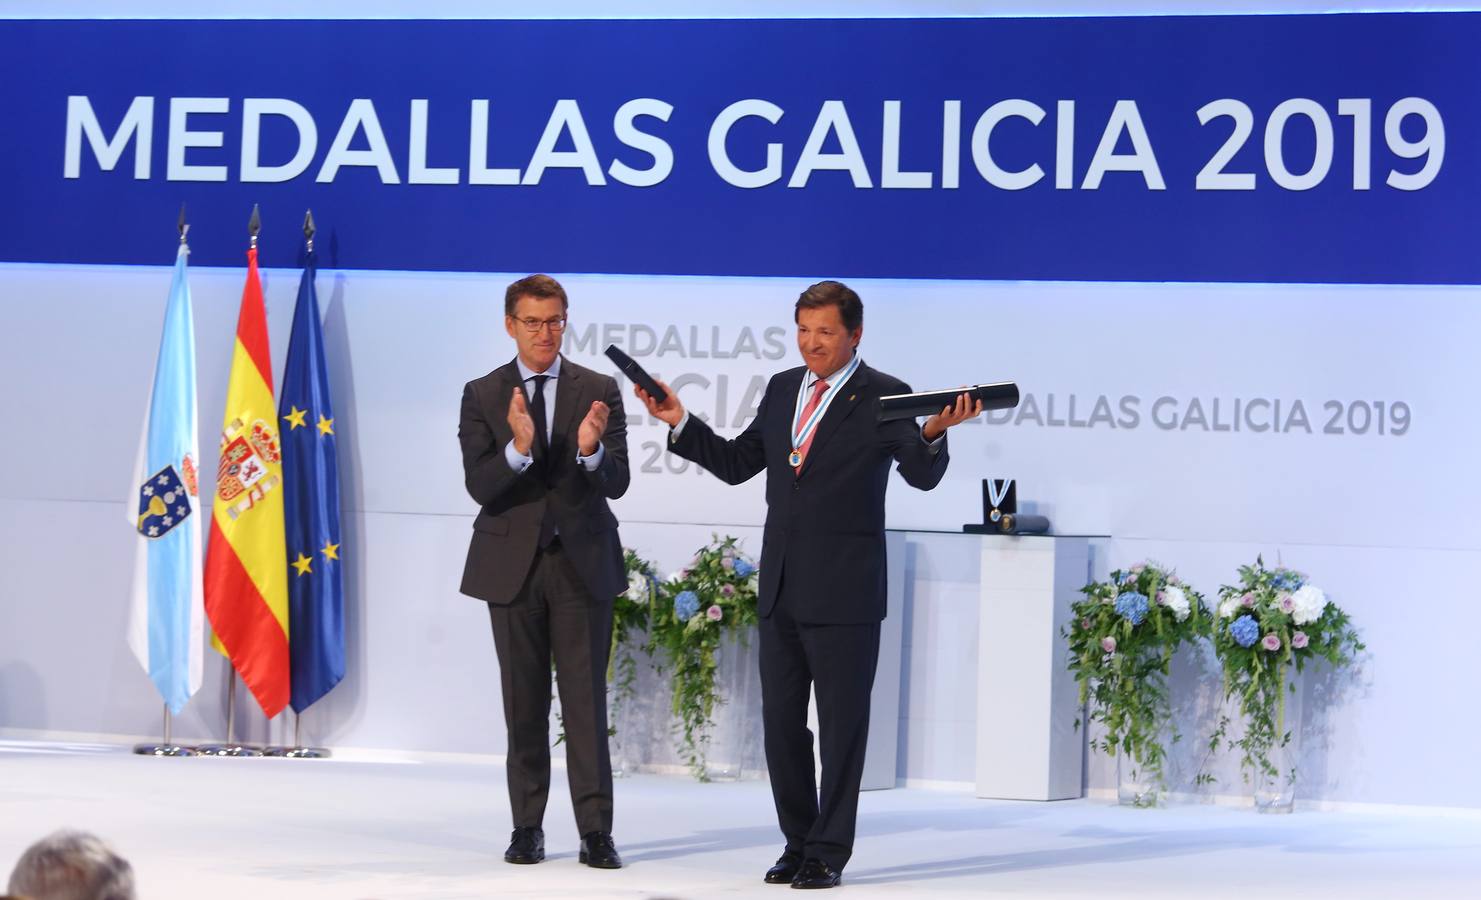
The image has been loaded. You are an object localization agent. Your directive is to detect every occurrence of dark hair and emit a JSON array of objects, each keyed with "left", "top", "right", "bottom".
[
  {"left": 794, "top": 280, "right": 863, "bottom": 333},
  {"left": 504, "top": 274, "right": 569, "bottom": 317}
]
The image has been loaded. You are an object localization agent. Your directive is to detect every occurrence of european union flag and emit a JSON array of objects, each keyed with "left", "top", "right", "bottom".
[{"left": 279, "top": 249, "right": 345, "bottom": 713}]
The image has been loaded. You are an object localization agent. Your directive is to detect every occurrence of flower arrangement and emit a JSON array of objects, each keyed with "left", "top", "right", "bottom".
[
  {"left": 1211, "top": 558, "right": 1363, "bottom": 795},
  {"left": 611, "top": 549, "right": 660, "bottom": 715},
  {"left": 651, "top": 535, "right": 760, "bottom": 780},
  {"left": 1067, "top": 561, "right": 1208, "bottom": 805}
]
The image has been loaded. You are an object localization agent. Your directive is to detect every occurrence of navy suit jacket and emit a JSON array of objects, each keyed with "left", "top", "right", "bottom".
[{"left": 670, "top": 362, "right": 947, "bottom": 624}]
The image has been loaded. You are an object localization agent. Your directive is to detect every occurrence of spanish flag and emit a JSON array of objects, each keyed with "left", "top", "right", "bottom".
[{"left": 204, "top": 245, "right": 290, "bottom": 718}]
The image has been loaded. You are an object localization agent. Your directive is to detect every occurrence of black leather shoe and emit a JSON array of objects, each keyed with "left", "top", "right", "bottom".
[
  {"left": 791, "top": 857, "right": 841, "bottom": 889},
  {"left": 503, "top": 826, "right": 544, "bottom": 864},
  {"left": 764, "top": 850, "right": 803, "bottom": 884},
  {"left": 579, "top": 831, "right": 623, "bottom": 869}
]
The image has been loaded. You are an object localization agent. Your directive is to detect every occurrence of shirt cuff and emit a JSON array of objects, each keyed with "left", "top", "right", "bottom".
[
  {"left": 921, "top": 425, "right": 945, "bottom": 452},
  {"left": 670, "top": 410, "right": 691, "bottom": 441},
  {"left": 505, "top": 440, "right": 534, "bottom": 472},
  {"left": 576, "top": 442, "right": 605, "bottom": 471}
]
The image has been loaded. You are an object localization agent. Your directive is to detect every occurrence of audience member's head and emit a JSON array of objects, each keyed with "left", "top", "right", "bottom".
[{"left": 7, "top": 830, "right": 134, "bottom": 900}]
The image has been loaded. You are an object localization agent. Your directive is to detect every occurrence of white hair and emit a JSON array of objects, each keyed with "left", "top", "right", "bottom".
[{"left": 7, "top": 830, "right": 135, "bottom": 900}]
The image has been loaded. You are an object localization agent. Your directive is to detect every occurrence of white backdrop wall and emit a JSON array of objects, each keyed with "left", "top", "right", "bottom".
[{"left": 2, "top": 263, "right": 1477, "bottom": 807}]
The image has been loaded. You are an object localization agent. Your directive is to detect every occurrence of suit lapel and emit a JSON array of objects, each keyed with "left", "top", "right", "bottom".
[{"left": 799, "top": 363, "right": 869, "bottom": 477}]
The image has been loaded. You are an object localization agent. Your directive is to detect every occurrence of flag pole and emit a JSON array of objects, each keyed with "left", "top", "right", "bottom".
[
  {"left": 133, "top": 702, "right": 197, "bottom": 757},
  {"left": 197, "top": 656, "right": 265, "bottom": 757}
]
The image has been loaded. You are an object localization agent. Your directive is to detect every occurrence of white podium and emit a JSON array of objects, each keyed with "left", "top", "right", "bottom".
[{"left": 974, "top": 534, "right": 1092, "bottom": 801}]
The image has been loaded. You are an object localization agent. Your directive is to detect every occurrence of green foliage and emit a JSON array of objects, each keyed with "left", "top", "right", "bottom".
[
  {"left": 1210, "top": 557, "right": 1364, "bottom": 787},
  {"left": 1066, "top": 561, "right": 1210, "bottom": 805},
  {"left": 649, "top": 535, "right": 760, "bottom": 781}
]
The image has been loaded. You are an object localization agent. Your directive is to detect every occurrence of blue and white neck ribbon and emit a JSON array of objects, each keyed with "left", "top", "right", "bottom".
[{"left": 791, "top": 354, "right": 861, "bottom": 461}]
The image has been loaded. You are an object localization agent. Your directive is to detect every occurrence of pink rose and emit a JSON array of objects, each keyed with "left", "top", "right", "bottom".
[
  {"left": 1168, "top": 575, "right": 1182, "bottom": 585},
  {"left": 1130, "top": 562, "right": 1146, "bottom": 573},
  {"left": 1080, "top": 617, "right": 1092, "bottom": 631},
  {"left": 678, "top": 568, "right": 691, "bottom": 581},
  {"left": 706, "top": 605, "right": 723, "bottom": 622},
  {"left": 1101, "top": 636, "right": 1117, "bottom": 654},
  {"left": 1262, "top": 633, "right": 1282, "bottom": 652},
  {"left": 721, "top": 556, "right": 735, "bottom": 571},
  {"left": 1278, "top": 593, "right": 1295, "bottom": 613},
  {"left": 720, "top": 584, "right": 735, "bottom": 597},
  {"left": 1155, "top": 591, "right": 1167, "bottom": 605},
  {"left": 1242, "top": 593, "right": 1256, "bottom": 608},
  {"left": 1291, "top": 631, "right": 1309, "bottom": 649}
]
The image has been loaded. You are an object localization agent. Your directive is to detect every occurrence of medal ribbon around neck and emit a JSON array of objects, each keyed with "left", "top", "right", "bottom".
[{"left": 791, "top": 354, "right": 861, "bottom": 461}]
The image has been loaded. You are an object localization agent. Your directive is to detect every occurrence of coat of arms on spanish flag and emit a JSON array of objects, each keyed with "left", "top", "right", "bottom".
[{"left": 204, "top": 244, "right": 290, "bottom": 718}]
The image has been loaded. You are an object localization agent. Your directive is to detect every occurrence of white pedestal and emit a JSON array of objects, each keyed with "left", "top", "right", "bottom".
[
  {"left": 808, "top": 530, "right": 905, "bottom": 791},
  {"left": 974, "top": 535, "right": 1089, "bottom": 801}
]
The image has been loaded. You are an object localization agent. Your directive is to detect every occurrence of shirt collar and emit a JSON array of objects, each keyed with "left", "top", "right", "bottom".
[{"left": 516, "top": 354, "right": 562, "bottom": 383}]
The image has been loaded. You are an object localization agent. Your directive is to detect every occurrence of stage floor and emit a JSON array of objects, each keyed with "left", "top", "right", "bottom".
[{"left": 2, "top": 739, "right": 1479, "bottom": 899}]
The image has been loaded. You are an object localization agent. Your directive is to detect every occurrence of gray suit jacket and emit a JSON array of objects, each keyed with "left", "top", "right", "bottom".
[{"left": 458, "top": 356, "right": 629, "bottom": 605}]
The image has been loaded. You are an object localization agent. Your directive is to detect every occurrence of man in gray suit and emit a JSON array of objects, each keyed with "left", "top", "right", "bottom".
[{"left": 458, "top": 274, "right": 629, "bottom": 869}]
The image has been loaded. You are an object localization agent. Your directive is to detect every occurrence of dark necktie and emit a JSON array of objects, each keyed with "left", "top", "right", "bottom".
[
  {"left": 528, "top": 373, "right": 558, "bottom": 548},
  {"left": 528, "top": 374, "right": 551, "bottom": 470}
]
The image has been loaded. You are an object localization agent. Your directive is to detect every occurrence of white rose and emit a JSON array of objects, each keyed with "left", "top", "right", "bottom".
[
  {"left": 624, "top": 571, "right": 649, "bottom": 602},
  {"left": 1290, "top": 585, "right": 1327, "bottom": 626},
  {"left": 1163, "top": 585, "right": 1191, "bottom": 622},
  {"left": 1217, "top": 595, "right": 1239, "bottom": 619}
]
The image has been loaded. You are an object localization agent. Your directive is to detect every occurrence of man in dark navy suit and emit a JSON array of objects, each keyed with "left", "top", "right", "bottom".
[
  {"left": 459, "top": 274, "right": 629, "bottom": 870},
  {"left": 634, "top": 280, "right": 981, "bottom": 889}
]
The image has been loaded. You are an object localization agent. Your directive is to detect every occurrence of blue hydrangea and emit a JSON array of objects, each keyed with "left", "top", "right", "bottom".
[
  {"left": 1271, "top": 571, "right": 1305, "bottom": 592},
  {"left": 1114, "top": 591, "right": 1150, "bottom": 626},
  {"left": 674, "top": 590, "right": 701, "bottom": 621},
  {"left": 734, "top": 558, "right": 756, "bottom": 578},
  {"left": 1230, "top": 614, "right": 1260, "bottom": 648}
]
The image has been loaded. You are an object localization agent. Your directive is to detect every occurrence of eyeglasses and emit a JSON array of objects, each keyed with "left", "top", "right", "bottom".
[{"left": 511, "top": 316, "right": 568, "bottom": 334}]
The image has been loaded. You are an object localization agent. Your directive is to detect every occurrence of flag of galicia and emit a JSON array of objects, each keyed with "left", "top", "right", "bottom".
[
  {"left": 279, "top": 249, "right": 345, "bottom": 712},
  {"left": 127, "top": 244, "right": 204, "bottom": 715}
]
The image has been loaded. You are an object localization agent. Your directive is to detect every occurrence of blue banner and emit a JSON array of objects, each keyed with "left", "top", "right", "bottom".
[{"left": 2, "top": 15, "right": 1478, "bottom": 283}]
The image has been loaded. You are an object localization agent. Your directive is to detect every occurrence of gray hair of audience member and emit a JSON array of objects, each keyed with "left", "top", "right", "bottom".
[{"left": 7, "top": 830, "right": 135, "bottom": 900}]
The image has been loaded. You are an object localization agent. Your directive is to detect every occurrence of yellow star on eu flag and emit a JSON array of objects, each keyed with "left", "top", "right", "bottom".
[
  {"left": 291, "top": 552, "right": 314, "bottom": 576},
  {"left": 284, "top": 406, "right": 308, "bottom": 430},
  {"left": 317, "top": 414, "right": 335, "bottom": 436},
  {"left": 322, "top": 540, "right": 340, "bottom": 561}
]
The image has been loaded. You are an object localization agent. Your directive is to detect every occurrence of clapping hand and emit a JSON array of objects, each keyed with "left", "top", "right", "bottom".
[
  {"left": 507, "top": 387, "right": 536, "bottom": 456},
  {"left": 578, "top": 401, "right": 611, "bottom": 456}
]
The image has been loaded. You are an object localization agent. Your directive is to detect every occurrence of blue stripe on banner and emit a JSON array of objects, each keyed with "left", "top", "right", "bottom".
[{"left": 2, "top": 15, "right": 1478, "bottom": 283}]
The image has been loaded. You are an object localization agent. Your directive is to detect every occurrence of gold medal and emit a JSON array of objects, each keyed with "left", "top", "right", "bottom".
[{"left": 788, "top": 449, "right": 803, "bottom": 467}]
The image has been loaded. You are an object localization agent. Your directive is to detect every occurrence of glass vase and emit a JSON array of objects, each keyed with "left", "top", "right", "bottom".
[
  {"left": 700, "top": 630, "right": 763, "bottom": 782},
  {"left": 1253, "top": 669, "right": 1305, "bottom": 814},
  {"left": 1116, "top": 750, "right": 1164, "bottom": 808}
]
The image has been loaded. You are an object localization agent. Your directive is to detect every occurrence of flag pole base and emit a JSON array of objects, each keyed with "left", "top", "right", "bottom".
[
  {"left": 262, "top": 746, "right": 332, "bottom": 759},
  {"left": 195, "top": 744, "right": 265, "bottom": 758},
  {"left": 132, "top": 743, "right": 197, "bottom": 757}
]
